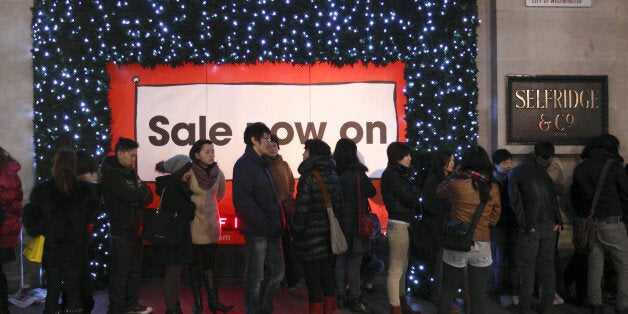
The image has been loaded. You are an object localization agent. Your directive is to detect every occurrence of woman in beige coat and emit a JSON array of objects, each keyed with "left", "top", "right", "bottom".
[{"left": 187, "top": 140, "right": 233, "bottom": 314}]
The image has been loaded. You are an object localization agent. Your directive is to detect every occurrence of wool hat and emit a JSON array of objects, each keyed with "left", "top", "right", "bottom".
[{"left": 163, "top": 154, "right": 191, "bottom": 173}]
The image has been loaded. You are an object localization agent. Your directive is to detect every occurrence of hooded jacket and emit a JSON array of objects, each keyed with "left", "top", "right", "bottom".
[
  {"left": 22, "top": 180, "right": 98, "bottom": 269},
  {"left": 571, "top": 148, "right": 628, "bottom": 220},
  {"left": 292, "top": 156, "right": 343, "bottom": 261},
  {"left": 101, "top": 155, "right": 154, "bottom": 238},
  {"left": 336, "top": 162, "right": 376, "bottom": 253}
]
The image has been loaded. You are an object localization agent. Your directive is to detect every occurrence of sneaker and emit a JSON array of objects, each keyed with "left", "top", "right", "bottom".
[
  {"left": 500, "top": 295, "right": 514, "bottom": 308},
  {"left": 125, "top": 304, "right": 154, "bottom": 314},
  {"left": 510, "top": 295, "right": 520, "bottom": 306},
  {"left": 337, "top": 295, "right": 348, "bottom": 309},
  {"left": 348, "top": 298, "right": 371, "bottom": 313},
  {"left": 287, "top": 278, "right": 305, "bottom": 291},
  {"left": 553, "top": 293, "right": 565, "bottom": 305}
]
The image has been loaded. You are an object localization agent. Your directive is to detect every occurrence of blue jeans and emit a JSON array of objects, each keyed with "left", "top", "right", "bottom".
[
  {"left": 588, "top": 219, "right": 628, "bottom": 310},
  {"left": 517, "top": 229, "right": 556, "bottom": 311},
  {"left": 490, "top": 226, "right": 518, "bottom": 295},
  {"left": 107, "top": 235, "right": 143, "bottom": 314},
  {"left": 243, "top": 236, "right": 285, "bottom": 314},
  {"left": 336, "top": 251, "right": 364, "bottom": 299}
]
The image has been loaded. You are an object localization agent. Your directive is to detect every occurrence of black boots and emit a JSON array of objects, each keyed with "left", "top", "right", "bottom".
[
  {"left": 188, "top": 267, "right": 204, "bottom": 314},
  {"left": 202, "top": 270, "right": 234, "bottom": 314}
]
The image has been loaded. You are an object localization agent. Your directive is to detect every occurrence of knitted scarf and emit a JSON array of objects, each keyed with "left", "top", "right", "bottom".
[{"left": 192, "top": 162, "right": 219, "bottom": 190}]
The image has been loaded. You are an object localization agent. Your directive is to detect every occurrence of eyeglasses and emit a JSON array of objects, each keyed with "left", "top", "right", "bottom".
[{"left": 261, "top": 136, "right": 272, "bottom": 142}]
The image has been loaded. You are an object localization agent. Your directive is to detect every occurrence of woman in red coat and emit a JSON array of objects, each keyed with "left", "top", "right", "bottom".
[{"left": 0, "top": 146, "right": 23, "bottom": 313}]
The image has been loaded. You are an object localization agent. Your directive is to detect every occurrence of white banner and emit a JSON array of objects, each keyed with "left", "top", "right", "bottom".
[{"left": 136, "top": 83, "right": 398, "bottom": 181}]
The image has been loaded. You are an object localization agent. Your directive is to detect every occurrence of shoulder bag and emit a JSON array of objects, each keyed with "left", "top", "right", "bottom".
[
  {"left": 574, "top": 159, "right": 614, "bottom": 253},
  {"left": 142, "top": 187, "right": 183, "bottom": 247},
  {"left": 442, "top": 199, "right": 487, "bottom": 252},
  {"left": 311, "top": 170, "right": 348, "bottom": 254},
  {"left": 355, "top": 172, "right": 379, "bottom": 240}
]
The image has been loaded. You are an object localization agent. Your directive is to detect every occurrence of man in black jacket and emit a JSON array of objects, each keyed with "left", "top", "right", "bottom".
[
  {"left": 233, "top": 123, "right": 284, "bottom": 314},
  {"left": 572, "top": 134, "right": 628, "bottom": 314},
  {"left": 509, "top": 142, "right": 562, "bottom": 314},
  {"left": 101, "top": 137, "right": 154, "bottom": 314}
]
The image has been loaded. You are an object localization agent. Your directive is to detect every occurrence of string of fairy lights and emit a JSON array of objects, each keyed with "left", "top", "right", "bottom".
[{"left": 32, "top": 0, "right": 479, "bottom": 292}]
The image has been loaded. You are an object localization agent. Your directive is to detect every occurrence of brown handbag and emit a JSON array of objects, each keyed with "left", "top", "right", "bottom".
[{"left": 355, "top": 172, "right": 379, "bottom": 240}]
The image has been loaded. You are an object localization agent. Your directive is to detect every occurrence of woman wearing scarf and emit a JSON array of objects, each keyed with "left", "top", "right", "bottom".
[
  {"left": 435, "top": 146, "right": 501, "bottom": 314},
  {"left": 187, "top": 140, "right": 233, "bottom": 314}
]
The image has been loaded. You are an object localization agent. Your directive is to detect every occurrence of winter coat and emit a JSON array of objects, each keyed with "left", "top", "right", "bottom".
[
  {"left": 267, "top": 154, "right": 295, "bottom": 200},
  {"left": 492, "top": 170, "right": 517, "bottom": 228},
  {"left": 336, "top": 162, "right": 376, "bottom": 253},
  {"left": 381, "top": 162, "right": 420, "bottom": 223},
  {"left": 0, "top": 160, "right": 22, "bottom": 248},
  {"left": 233, "top": 146, "right": 283, "bottom": 237},
  {"left": 436, "top": 178, "right": 502, "bottom": 242},
  {"left": 189, "top": 167, "right": 226, "bottom": 244},
  {"left": 22, "top": 180, "right": 98, "bottom": 269},
  {"left": 153, "top": 175, "right": 196, "bottom": 265},
  {"left": 508, "top": 161, "right": 562, "bottom": 232},
  {"left": 571, "top": 148, "right": 628, "bottom": 220},
  {"left": 101, "top": 156, "right": 154, "bottom": 238},
  {"left": 422, "top": 174, "right": 451, "bottom": 245},
  {"left": 292, "top": 156, "right": 343, "bottom": 262}
]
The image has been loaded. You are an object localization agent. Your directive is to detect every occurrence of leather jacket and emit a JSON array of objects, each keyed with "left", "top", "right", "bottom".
[{"left": 508, "top": 161, "right": 562, "bottom": 232}]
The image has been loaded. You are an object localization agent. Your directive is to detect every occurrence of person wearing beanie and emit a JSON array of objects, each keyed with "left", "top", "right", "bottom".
[
  {"left": 154, "top": 154, "right": 196, "bottom": 314},
  {"left": 187, "top": 140, "right": 233, "bottom": 314}
]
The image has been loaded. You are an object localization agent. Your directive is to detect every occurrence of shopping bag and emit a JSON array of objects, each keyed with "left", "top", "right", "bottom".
[{"left": 23, "top": 235, "right": 45, "bottom": 263}]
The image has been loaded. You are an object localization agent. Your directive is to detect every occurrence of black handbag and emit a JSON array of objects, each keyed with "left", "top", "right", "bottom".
[
  {"left": 142, "top": 188, "right": 183, "bottom": 247},
  {"left": 442, "top": 200, "right": 487, "bottom": 252}
]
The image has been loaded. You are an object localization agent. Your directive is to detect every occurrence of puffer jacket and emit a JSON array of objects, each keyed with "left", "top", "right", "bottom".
[
  {"left": 571, "top": 148, "right": 628, "bottom": 219},
  {"left": 508, "top": 161, "right": 562, "bottom": 232},
  {"left": 233, "top": 146, "right": 283, "bottom": 237},
  {"left": 22, "top": 180, "right": 98, "bottom": 269},
  {"left": 336, "top": 162, "right": 376, "bottom": 253},
  {"left": 292, "top": 156, "right": 343, "bottom": 262},
  {"left": 101, "top": 156, "right": 154, "bottom": 238},
  {"left": 153, "top": 175, "right": 196, "bottom": 265},
  {"left": 0, "top": 160, "right": 22, "bottom": 248},
  {"left": 381, "top": 162, "right": 420, "bottom": 223}
]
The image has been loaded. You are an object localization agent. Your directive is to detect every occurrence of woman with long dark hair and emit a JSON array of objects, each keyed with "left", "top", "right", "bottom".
[
  {"left": 332, "top": 138, "right": 375, "bottom": 313},
  {"left": 23, "top": 149, "right": 99, "bottom": 313},
  {"left": 435, "top": 146, "right": 501, "bottom": 314},
  {"left": 0, "top": 146, "right": 22, "bottom": 313},
  {"left": 187, "top": 140, "right": 232, "bottom": 314},
  {"left": 422, "top": 150, "right": 455, "bottom": 300},
  {"left": 154, "top": 154, "right": 197, "bottom": 314}
]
